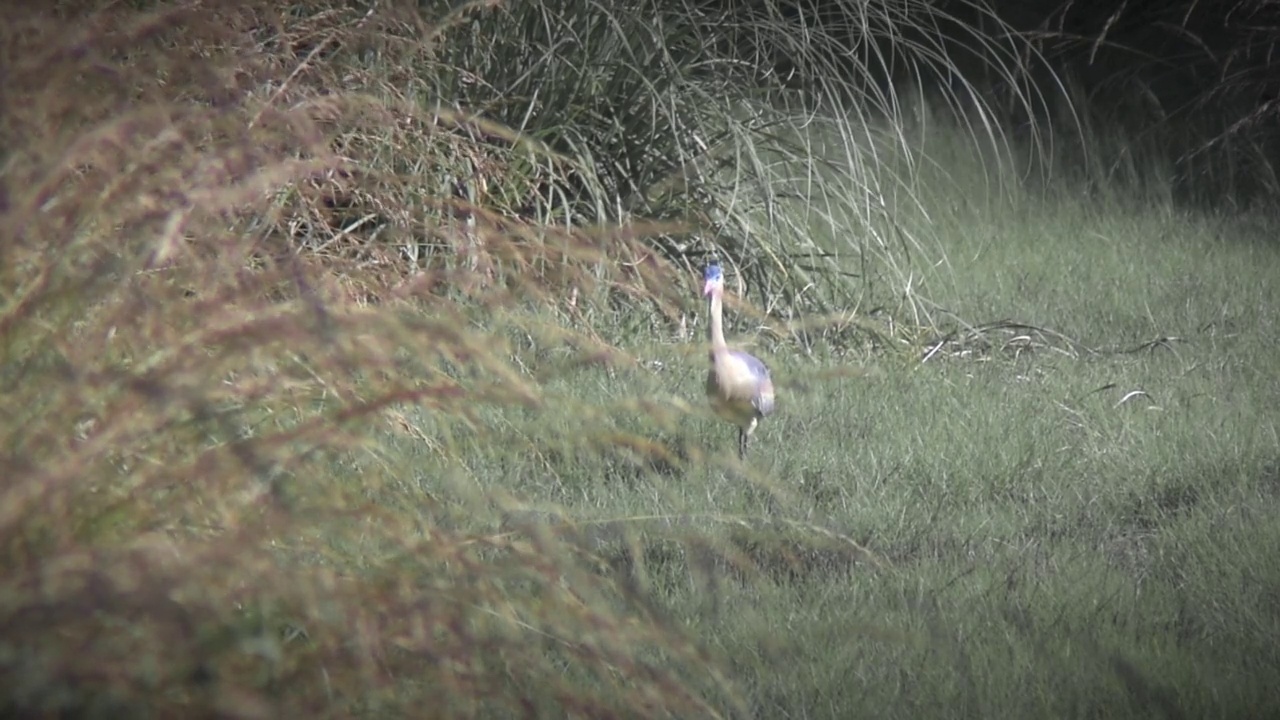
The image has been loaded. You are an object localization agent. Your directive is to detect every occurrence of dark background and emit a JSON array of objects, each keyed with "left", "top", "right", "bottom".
[{"left": 701, "top": 0, "right": 1280, "bottom": 209}]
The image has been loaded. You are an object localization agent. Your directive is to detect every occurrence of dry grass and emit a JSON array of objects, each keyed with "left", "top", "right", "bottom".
[{"left": 0, "top": 3, "right": 744, "bottom": 717}]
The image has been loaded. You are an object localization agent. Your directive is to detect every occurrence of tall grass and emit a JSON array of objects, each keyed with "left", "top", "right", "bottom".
[
  {"left": 0, "top": 3, "right": 741, "bottom": 716},
  {"left": 0, "top": 0, "right": 990, "bottom": 714},
  {"left": 264, "top": 0, "right": 1049, "bottom": 321}
]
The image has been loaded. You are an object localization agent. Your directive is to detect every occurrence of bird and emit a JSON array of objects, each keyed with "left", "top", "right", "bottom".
[{"left": 701, "top": 261, "right": 775, "bottom": 459}]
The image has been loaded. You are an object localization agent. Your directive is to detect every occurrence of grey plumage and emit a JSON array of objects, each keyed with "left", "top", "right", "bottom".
[{"left": 702, "top": 262, "right": 776, "bottom": 459}]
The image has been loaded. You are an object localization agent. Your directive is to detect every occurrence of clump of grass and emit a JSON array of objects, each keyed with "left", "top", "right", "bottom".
[
  {"left": 242, "top": 0, "right": 1050, "bottom": 328},
  {"left": 0, "top": 4, "right": 745, "bottom": 716}
]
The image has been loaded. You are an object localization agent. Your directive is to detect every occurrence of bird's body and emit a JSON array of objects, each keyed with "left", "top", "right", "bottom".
[{"left": 702, "top": 262, "right": 775, "bottom": 458}]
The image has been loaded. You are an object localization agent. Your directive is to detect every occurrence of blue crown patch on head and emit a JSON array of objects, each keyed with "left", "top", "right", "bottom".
[{"left": 703, "top": 262, "right": 723, "bottom": 281}]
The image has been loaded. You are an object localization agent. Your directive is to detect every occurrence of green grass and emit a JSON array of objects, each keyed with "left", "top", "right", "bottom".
[{"left": 363, "top": 157, "right": 1280, "bottom": 717}]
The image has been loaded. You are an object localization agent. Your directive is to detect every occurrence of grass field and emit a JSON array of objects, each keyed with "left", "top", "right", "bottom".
[
  {"left": 4, "top": 2, "right": 1280, "bottom": 718},
  {"left": 372, "top": 162, "right": 1280, "bottom": 718}
]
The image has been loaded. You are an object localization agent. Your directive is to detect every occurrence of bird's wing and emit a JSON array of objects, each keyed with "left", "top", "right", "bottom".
[
  {"left": 753, "top": 376, "right": 776, "bottom": 416},
  {"left": 729, "top": 349, "right": 771, "bottom": 379},
  {"left": 727, "top": 350, "right": 775, "bottom": 416}
]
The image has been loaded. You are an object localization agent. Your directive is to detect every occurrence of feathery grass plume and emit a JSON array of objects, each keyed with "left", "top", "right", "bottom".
[{"left": 0, "top": 2, "right": 747, "bottom": 716}]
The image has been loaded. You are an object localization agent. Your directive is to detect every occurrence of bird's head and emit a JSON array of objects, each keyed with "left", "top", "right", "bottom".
[{"left": 702, "top": 262, "right": 725, "bottom": 298}]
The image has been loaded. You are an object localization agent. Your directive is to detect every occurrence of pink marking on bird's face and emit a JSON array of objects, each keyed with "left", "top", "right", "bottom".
[{"left": 703, "top": 278, "right": 722, "bottom": 297}]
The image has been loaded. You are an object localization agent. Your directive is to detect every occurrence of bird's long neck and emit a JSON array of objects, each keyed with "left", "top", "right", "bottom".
[{"left": 707, "top": 291, "right": 728, "bottom": 354}]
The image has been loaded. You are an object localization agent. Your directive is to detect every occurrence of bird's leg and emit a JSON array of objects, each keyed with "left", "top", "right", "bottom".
[{"left": 737, "top": 417, "right": 758, "bottom": 461}]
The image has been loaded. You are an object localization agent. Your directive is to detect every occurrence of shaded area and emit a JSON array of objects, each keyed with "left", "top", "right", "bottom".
[{"left": 693, "top": 0, "right": 1280, "bottom": 210}]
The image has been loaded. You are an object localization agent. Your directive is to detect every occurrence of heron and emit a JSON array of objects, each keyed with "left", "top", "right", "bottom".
[{"left": 702, "top": 261, "right": 775, "bottom": 459}]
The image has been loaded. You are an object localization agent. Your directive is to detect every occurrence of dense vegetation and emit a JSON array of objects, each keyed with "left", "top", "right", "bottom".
[{"left": 2, "top": 0, "right": 1277, "bottom": 717}]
